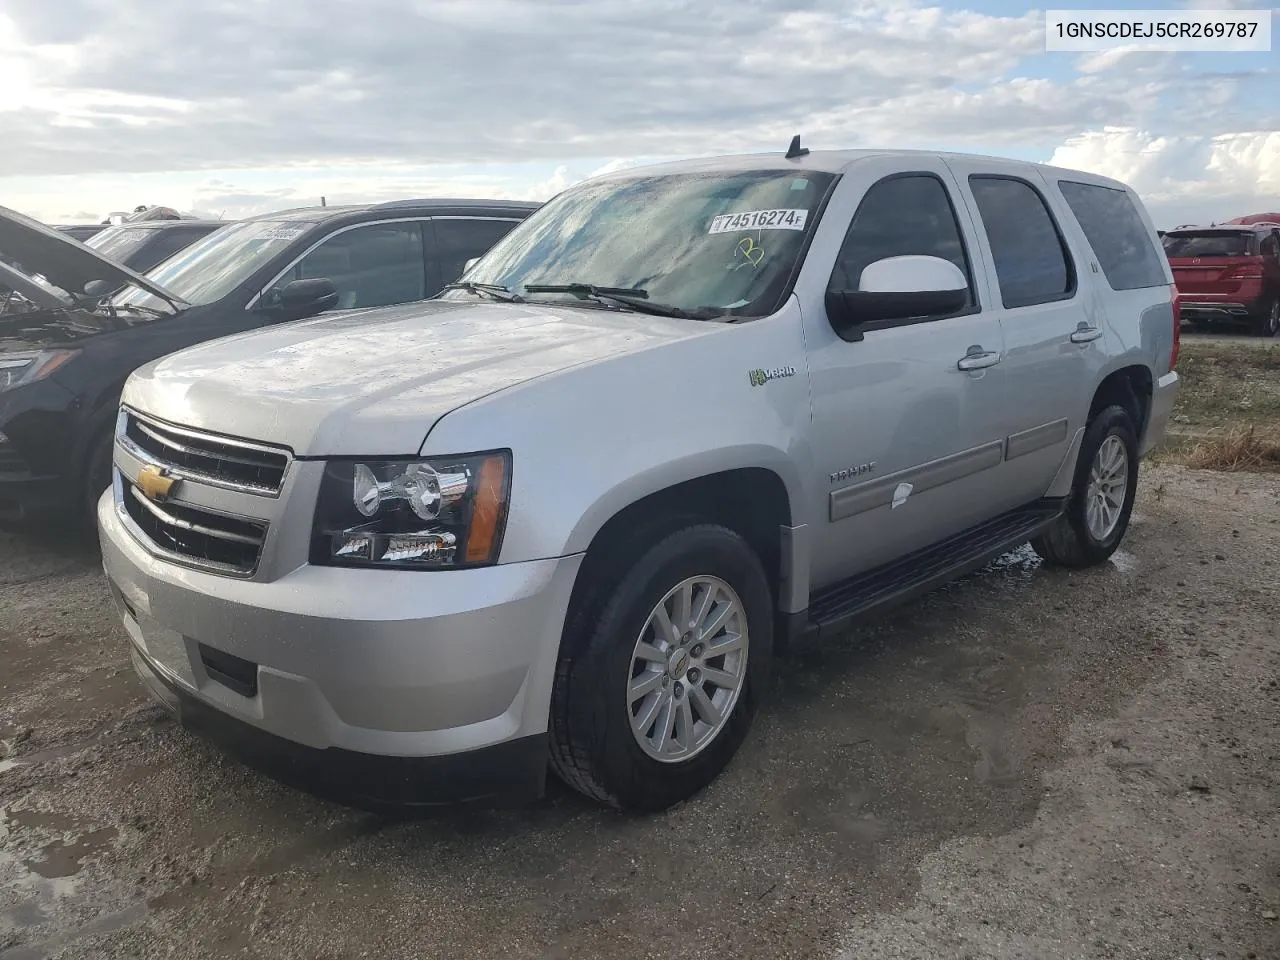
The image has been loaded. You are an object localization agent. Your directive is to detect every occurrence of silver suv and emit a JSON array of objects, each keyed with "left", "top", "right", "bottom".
[{"left": 98, "top": 146, "right": 1180, "bottom": 812}]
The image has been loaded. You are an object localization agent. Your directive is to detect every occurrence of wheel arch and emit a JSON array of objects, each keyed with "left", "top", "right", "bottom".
[
  {"left": 563, "top": 458, "right": 800, "bottom": 639},
  {"left": 1089, "top": 362, "right": 1153, "bottom": 442}
]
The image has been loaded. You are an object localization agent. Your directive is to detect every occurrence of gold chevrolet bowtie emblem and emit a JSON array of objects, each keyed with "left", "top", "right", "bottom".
[{"left": 137, "top": 465, "right": 177, "bottom": 502}]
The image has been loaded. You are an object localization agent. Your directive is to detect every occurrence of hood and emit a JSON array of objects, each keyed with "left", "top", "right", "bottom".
[
  {"left": 0, "top": 259, "right": 71, "bottom": 311},
  {"left": 0, "top": 204, "right": 188, "bottom": 311},
  {"left": 123, "top": 299, "right": 715, "bottom": 456}
]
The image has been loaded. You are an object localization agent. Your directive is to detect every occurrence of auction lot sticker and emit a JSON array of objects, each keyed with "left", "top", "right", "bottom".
[
  {"left": 708, "top": 209, "right": 808, "bottom": 234},
  {"left": 1045, "top": 9, "right": 1271, "bottom": 51}
]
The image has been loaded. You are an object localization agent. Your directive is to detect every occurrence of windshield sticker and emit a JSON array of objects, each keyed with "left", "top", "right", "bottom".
[
  {"left": 735, "top": 236, "right": 765, "bottom": 269},
  {"left": 255, "top": 226, "right": 306, "bottom": 241},
  {"left": 708, "top": 209, "right": 808, "bottom": 234}
]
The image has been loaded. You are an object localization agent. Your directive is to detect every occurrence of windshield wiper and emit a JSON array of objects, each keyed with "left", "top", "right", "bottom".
[
  {"left": 439, "top": 281, "right": 524, "bottom": 303},
  {"left": 523, "top": 283, "right": 703, "bottom": 319}
]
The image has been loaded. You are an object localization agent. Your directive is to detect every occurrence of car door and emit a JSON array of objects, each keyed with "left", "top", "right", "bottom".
[
  {"left": 804, "top": 159, "right": 1009, "bottom": 590},
  {"left": 429, "top": 217, "right": 527, "bottom": 294},
  {"left": 260, "top": 219, "right": 433, "bottom": 313},
  {"left": 945, "top": 159, "right": 1096, "bottom": 506}
]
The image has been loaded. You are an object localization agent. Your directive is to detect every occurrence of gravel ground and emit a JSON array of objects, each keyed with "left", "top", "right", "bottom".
[{"left": 2, "top": 463, "right": 1279, "bottom": 960}]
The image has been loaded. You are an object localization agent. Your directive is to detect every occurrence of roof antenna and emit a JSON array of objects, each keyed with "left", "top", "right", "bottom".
[{"left": 785, "top": 134, "right": 809, "bottom": 160}]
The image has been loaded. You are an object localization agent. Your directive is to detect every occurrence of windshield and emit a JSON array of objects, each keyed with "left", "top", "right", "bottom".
[
  {"left": 86, "top": 225, "right": 157, "bottom": 263},
  {"left": 1163, "top": 231, "right": 1253, "bottom": 258},
  {"left": 454, "top": 169, "right": 838, "bottom": 318},
  {"left": 112, "top": 219, "right": 310, "bottom": 309}
]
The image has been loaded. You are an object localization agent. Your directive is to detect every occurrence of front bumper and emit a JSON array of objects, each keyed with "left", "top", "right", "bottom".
[
  {"left": 1141, "top": 370, "right": 1180, "bottom": 457},
  {"left": 99, "top": 490, "right": 584, "bottom": 805},
  {"left": 0, "top": 378, "right": 78, "bottom": 520}
]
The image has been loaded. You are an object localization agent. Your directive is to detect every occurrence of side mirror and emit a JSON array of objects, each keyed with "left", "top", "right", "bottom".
[
  {"left": 264, "top": 277, "right": 339, "bottom": 320},
  {"left": 83, "top": 279, "right": 117, "bottom": 298},
  {"left": 825, "top": 255, "right": 968, "bottom": 342}
]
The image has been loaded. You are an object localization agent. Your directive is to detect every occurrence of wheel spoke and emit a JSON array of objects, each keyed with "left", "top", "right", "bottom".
[
  {"left": 705, "top": 632, "right": 744, "bottom": 659},
  {"left": 652, "top": 697, "right": 677, "bottom": 752},
  {"left": 675, "top": 697, "right": 694, "bottom": 751},
  {"left": 698, "top": 599, "right": 737, "bottom": 642},
  {"left": 652, "top": 603, "right": 680, "bottom": 646},
  {"left": 634, "top": 691, "right": 665, "bottom": 736},
  {"left": 700, "top": 664, "right": 737, "bottom": 690},
  {"left": 634, "top": 641, "right": 667, "bottom": 664},
  {"left": 692, "top": 582, "right": 717, "bottom": 633},
  {"left": 689, "top": 683, "right": 722, "bottom": 726},
  {"left": 675, "top": 582, "right": 694, "bottom": 632},
  {"left": 629, "top": 670, "right": 664, "bottom": 703}
]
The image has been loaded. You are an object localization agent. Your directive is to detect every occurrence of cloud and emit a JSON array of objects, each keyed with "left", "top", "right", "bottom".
[
  {"left": 1048, "top": 127, "right": 1280, "bottom": 225},
  {"left": 0, "top": 0, "right": 1274, "bottom": 224},
  {"left": 0, "top": 0, "right": 1074, "bottom": 178}
]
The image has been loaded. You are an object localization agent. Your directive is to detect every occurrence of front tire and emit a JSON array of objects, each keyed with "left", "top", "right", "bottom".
[
  {"left": 81, "top": 431, "right": 114, "bottom": 529},
  {"left": 549, "top": 524, "right": 773, "bottom": 811},
  {"left": 1031, "top": 405, "right": 1139, "bottom": 569}
]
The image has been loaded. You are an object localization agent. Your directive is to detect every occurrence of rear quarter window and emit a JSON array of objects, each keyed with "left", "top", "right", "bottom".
[{"left": 1058, "top": 180, "right": 1168, "bottom": 290}]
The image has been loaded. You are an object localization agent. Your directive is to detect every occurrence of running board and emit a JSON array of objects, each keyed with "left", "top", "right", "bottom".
[{"left": 803, "top": 499, "right": 1065, "bottom": 640}]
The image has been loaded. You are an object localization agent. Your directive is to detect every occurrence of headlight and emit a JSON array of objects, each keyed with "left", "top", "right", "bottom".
[
  {"left": 310, "top": 451, "right": 512, "bottom": 569},
  {"left": 0, "top": 350, "right": 79, "bottom": 393}
]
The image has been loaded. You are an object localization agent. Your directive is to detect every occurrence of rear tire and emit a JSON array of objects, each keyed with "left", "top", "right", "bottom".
[
  {"left": 1256, "top": 299, "right": 1280, "bottom": 338},
  {"left": 1031, "top": 405, "right": 1139, "bottom": 569},
  {"left": 549, "top": 523, "right": 773, "bottom": 811}
]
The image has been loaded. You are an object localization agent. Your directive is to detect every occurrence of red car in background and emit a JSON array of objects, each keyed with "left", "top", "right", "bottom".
[{"left": 1164, "top": 221, "right": 1280, "bottom": 337}]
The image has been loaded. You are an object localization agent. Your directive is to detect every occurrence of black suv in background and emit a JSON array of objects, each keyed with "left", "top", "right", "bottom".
[
  {"left": 85, "top": 219, "right": 226, "bottom": 275},
  {"left": 0, "top": 198, "right": 539, "bottom": 524}
]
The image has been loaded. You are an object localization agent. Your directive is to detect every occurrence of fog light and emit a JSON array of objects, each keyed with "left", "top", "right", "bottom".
[{"left": 381, "top": 531, "right": 456, "bottom": 563}]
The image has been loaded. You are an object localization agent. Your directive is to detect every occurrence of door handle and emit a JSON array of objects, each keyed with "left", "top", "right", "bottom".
[
  {"left": 956, "top": 349, "right": 1001, "bottom": 371},
  {"left": 1070, "top": 324, "right": 1102, "bottom": 344}
]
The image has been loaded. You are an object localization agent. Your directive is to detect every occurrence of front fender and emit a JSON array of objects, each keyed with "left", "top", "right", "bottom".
[{"left": 561, "top": 443, "right": 804, "bottom": 556}]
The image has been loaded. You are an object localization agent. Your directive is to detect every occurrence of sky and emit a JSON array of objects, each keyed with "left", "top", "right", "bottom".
[{"left": 0, "top": 0, "right": 1276, "bottom": 230}]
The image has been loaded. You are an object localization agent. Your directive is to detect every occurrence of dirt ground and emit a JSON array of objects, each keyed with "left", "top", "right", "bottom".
[{"left": 2, "top": 461, "right": 1280, "bottom": 960}]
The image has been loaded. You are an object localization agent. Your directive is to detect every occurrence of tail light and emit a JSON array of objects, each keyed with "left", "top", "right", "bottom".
[
  {"left": 1170, "top": 291, "right": 1181, "bottom": 370},
  {"left": 1226, "top": 264, "right": 1263, "bottom": 280}
]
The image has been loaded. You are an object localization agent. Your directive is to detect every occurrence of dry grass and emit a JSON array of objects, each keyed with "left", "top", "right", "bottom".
[
  {"left": 1157, "top": 338, "right": 1280, "bottom": 472},
  {"left": 1180, "top": 424, "right": 1280, "bottom": 472}
]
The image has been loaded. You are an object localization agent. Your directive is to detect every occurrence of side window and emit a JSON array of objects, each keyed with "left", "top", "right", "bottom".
[
  {"left": 1057, "top": 180, "right": 1166, "bottom": 291},
  {"left": 828, "top": 174, "right": 975, "bottom": 311},
  {"left": 968, "top": 176, "right": 1073, "bottom": 309},
  {"left": 434, "top": 219, "right": 521, "bottom": 288},
  {"left": 1261, "top": 232, "right": 1279, "bottom": 260},
  {"left": 278, "top": 221, "right": 426, "bottom": 310}
]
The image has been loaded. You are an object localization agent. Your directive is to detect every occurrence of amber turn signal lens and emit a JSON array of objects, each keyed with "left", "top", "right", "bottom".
[{"left": 465, "top": 454, "right": 509, "bottom": 564}]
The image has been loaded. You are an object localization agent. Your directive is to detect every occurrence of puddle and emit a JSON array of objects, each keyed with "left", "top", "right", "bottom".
[{"left": 0, "top": 804, "right": 123, "bottom": 948}]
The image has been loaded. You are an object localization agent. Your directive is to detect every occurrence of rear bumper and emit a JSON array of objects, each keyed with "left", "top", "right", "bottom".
[
  {"left": 1142, "top": 370, "right": 1180, "bottom": 457},
  {"left": 1177, "top": 299, "right": 1262, "bottom": 322}
]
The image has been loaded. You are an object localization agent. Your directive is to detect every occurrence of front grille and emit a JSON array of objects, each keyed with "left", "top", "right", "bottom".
[
  {"left": 120, "top": 409, "right": 290, "bottom": 496},
  {"left": 121, "top": 482, "right": 266, "bottom": 576}
]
